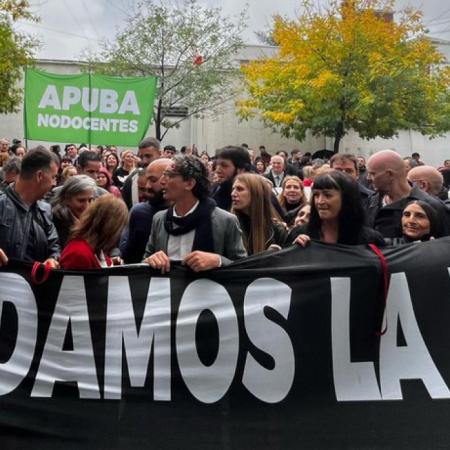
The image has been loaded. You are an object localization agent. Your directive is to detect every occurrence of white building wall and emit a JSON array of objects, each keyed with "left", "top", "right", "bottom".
[
  {"left": 1, "top": 42, "right": 450, "bottom": 166},
  {"left": 330, "top": 130, "right": 450, "bottom": 167}
]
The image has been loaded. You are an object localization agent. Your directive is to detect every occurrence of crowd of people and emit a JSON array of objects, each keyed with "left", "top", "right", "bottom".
[{"left": 0, "top": 136, "right": 449, "bottom": 273}]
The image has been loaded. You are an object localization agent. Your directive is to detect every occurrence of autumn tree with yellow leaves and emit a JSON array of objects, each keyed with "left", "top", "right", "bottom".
[{"left": 239, "top": 0, "right": 450, "bottom": 153}]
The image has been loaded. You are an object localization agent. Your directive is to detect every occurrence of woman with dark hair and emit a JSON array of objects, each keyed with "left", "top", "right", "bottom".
[
  {"left": 254, "top": 157, "right": 266, "bottom": 175},
  {"left": 294, "top": 170, "right": 384, "bottom": 246},
  {"left": 278, "top": 176, "right": 306, "bottom": 226},
  {"left": 60, "top": 156, "right": 73, "bottom": 171},
  {"left": 60, "top": 194, "right": 128, "bottom": 269},
  {"left": 104, "top": 152, "right": 120, "bottom": 177},
  {"left": 51, "top": 175, "right": 97, "bottom": 247},
  {"left": 394, "top": 200, "right": 444, "bottom": 244},
  {"left": 56, "top": 156, "right": 73, "bottom": 185},
  {"left": 49, "top": 144, "right": 61, "bottom": 162},
  {"left": 231, "top": 173, "right": 287, "bottom": 255},
  {"left": 97, "top": 167, "right": 122, "bottom": 198},
  {"left": 287, "top": 203, "right": 311, "bottom": 243},
  {"left": 294, "top": 204, "right": 311, "bottom": 228},
  {"left": 200, "top": 151, "right": 210, "bottom": 166}
]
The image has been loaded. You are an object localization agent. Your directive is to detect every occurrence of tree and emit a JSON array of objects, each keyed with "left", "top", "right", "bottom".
[
  {"left": 0, "top": 0, "right": 37, "bottom": 113},
  {"left": 238, "top": 0, "right": 450, "bottom": 153},
  {"left": 89, "top": 0, "right": 246, "bottom": 142},
  {"left": 254, "top": 30, "right": 276, "bottom": 46}
]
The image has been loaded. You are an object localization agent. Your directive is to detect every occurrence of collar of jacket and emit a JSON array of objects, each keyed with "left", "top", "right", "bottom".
[{"left": 5, "top": 183, "right": 45, "bottom": 214}]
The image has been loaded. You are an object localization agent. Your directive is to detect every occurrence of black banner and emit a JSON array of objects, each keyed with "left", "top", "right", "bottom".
[{"left": 1, "top": 239, "right": 450, "bottom": 449}]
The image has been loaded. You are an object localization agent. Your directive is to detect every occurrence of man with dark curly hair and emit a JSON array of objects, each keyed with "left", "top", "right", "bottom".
[{"left": 143, "top": 155, "right": 246, "bottom": 272}]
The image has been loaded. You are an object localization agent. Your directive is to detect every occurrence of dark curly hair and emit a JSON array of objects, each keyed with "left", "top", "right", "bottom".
[
  {"left": 307, "top": 170, "right": 365, "bottom": 244},
  {"left": 172, "top": 155, "right": 211, "bottom": 200},
  {"left": 216, "top": 146, "right": 253, "bottom": 172}
]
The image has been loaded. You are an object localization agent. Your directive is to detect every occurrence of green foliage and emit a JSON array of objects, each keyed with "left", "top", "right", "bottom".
[
  {"left": 88, "top": 0, "right": 246, "bottom": 141},
  {"left": 0, "top": 0, "right": 37, "bottom": 114},
  {"left": 240, "top": 0, "right": 450, "bottom": 153}
]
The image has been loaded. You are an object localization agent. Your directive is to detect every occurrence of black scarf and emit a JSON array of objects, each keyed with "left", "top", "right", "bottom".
[{"left": 164, "top": 198, "right": 216, "bottom": 252}]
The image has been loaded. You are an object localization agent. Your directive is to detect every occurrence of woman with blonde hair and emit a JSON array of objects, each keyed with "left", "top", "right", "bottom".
[
  {"left": 113, "top": 149, "right": 138, "bottom": 188},
  {"left": 278, "top": 175, "right": 306, "bottom": 226},
  {"left": 231, "top": 173, "right": 287, "bottom": 255},
  {"left": 60, "top": 166, "right": 78, "bottom": 183},
  {"left": 60, "top": 194, "right": 129, "bottom": 269}
]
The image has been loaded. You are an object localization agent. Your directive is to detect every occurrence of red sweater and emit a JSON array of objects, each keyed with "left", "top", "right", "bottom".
[{"left": 60, "top": 238, "right": 112, "bottom": 269}]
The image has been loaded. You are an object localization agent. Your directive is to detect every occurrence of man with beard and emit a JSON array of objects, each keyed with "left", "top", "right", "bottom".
[
  {"left": 213, "top": 145, "right": 285, "bottom": 218},
  {"left": 143, "top": 155, "right": 246, "bottom": 272},
  {"left": 121, "top": 137, "right": 162, "bottom": 209},
  {"left": 119, "top": 158, "right": 172, "bottom": 263},
  {"left": 212, "top": 146, "right": 254, "bottom": 211}
]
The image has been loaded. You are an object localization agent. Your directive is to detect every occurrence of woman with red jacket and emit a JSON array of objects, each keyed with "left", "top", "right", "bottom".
[{"left": 60, "top": 194, "right": 128, "bottom": 269}]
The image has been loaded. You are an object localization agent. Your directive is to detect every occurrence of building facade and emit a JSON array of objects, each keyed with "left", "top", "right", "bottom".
[{"left": 1, "top": 42, "right": 450, "bottom": 167}]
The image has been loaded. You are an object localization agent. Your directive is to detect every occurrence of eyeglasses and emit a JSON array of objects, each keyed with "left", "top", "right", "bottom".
[{"left": 162, "top": 169, "right": 182, "bottom": 178}]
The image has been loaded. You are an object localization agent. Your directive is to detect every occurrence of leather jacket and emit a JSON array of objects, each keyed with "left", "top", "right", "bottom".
[{"left": 0, "top": 185, "right": 60, "bottom": 262}]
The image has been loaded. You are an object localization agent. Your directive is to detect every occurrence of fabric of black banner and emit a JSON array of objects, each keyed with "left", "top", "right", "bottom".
[{"left": 0, "top": 239, "right": 450, "bottom": 449}]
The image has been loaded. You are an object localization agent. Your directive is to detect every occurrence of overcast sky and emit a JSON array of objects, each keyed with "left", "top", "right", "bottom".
[{"left": 16, "top": 0, "right": 450, "bottom": 60}]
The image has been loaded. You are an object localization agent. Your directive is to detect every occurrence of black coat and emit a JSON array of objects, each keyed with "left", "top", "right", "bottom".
[
  {"left": 288, "top": 223, "right": 385, "bottom": 247},
  {"left": 366, "top": 186, "right": 450, "bottom": 238},
  {"left": 0, "top": 186, "right": 60, "bottom": 262}
]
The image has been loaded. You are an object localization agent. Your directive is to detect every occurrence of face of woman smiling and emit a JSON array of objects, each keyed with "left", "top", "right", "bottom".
[
  {"left": 313, "top": 188, "right": 342, "bottom": 222},
  {"left": 97, "top": 173, "right": 108, "bottom": 188},
  {"left": 402, "top": 203, "right": 431, "bottom": 240},
  {"left": 294, "top": 204, "right": 311, "bottom": 227},
  {"left": 107, "top": 155, "right": 118, "bottom": 169},
  {"left": 283, "top": 180, "right": 303, "bottom": 204}
]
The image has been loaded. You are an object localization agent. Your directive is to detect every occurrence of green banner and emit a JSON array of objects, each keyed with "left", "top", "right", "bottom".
[{"left": 24, "top": 68, "right": 157, "bottom": 146}]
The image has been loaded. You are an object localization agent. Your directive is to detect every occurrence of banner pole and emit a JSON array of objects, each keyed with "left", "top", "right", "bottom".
[
  {"left": 23, "top": 66, "right": 29, "bottom": 149},
  {"left": 88, "top": 67, "right": 92, "bottom": 150}
]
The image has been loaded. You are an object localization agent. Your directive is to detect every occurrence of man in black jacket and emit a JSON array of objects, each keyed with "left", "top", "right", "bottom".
[
  {"left": 212, "top": 146, "right": 253, "bottom": 211},
  {"left": 0, "top": 146, "right": 60, "bottom": 267},
  {"left": 121, "top": 137, "right": 161, "bottom": 209},
  {"left": 119, "top": 158, "right": 172, "bottom": 263},
  {"left": 366, "top": 150, "right": 449, "bottom": 238},
  {"left": 330, "top": 153, "right": 374, "bottom": 209},
  {"left": 212, "top": 146, "right": 285, "bottom": 218}
]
